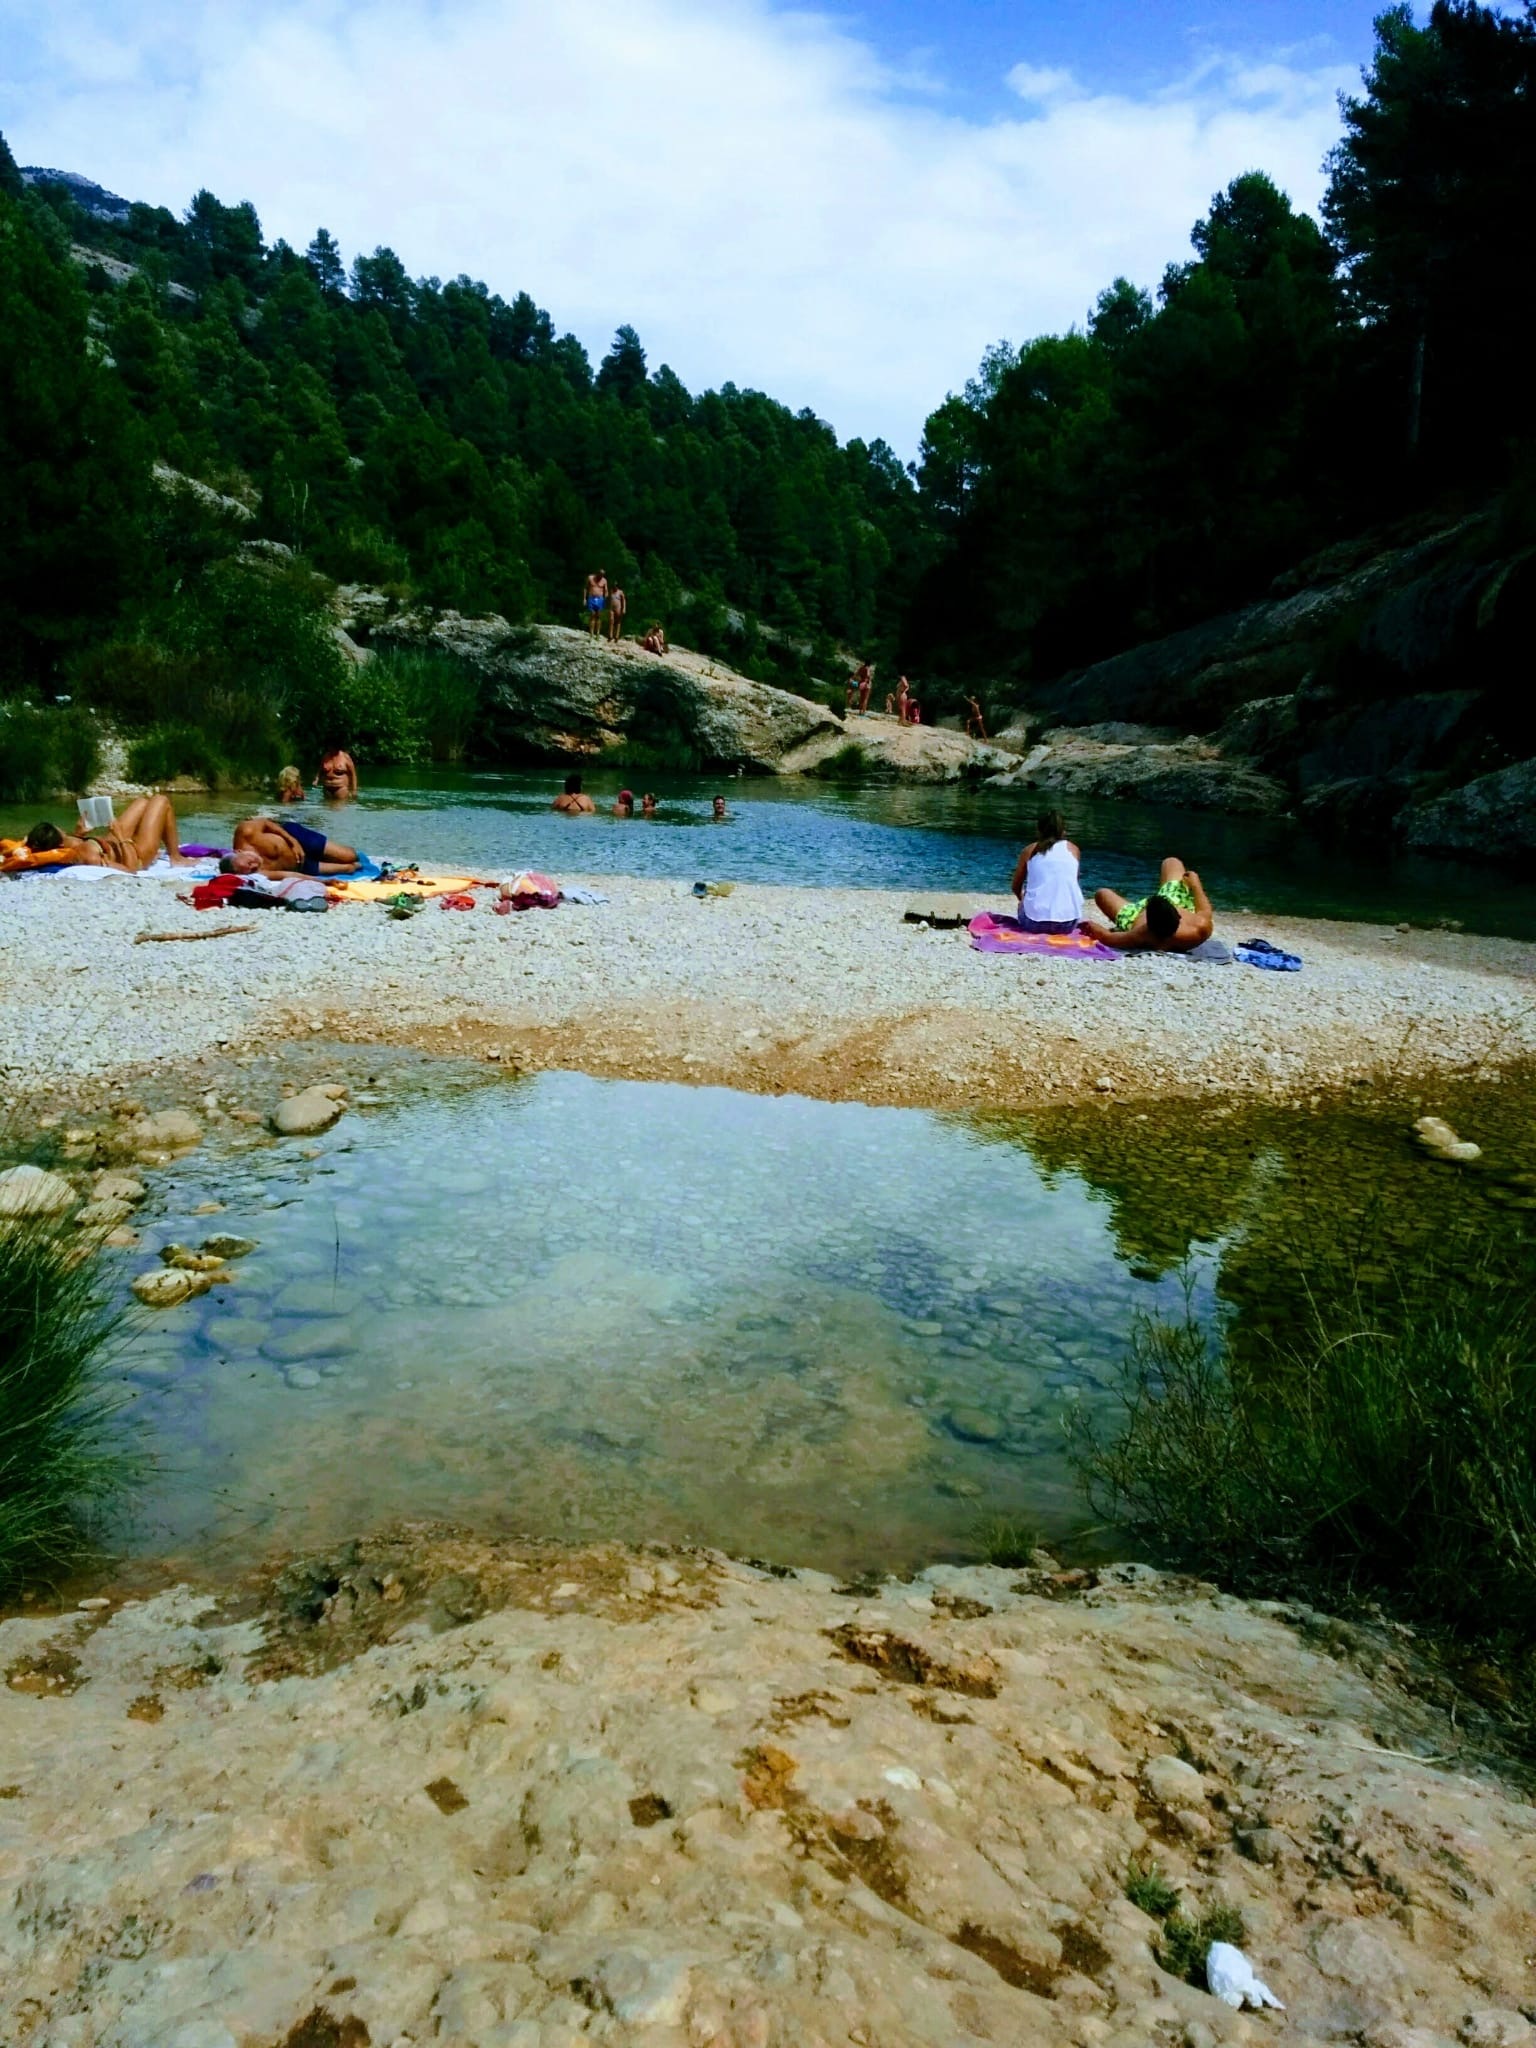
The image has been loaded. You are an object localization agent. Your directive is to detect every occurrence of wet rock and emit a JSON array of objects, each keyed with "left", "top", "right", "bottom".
[
  {"left": 1141, "top": 1755, "right": 1207, "bottom": 1809},
  {"left": 270, "top": 1086, "right": 348, "bottom": 1137},
  {"left": 265, "top": 1323, "right": 357, "bottom": 1363},
  {"left": 92, "top": 1170, "right": 147, "bottom": 1204},
  {"left": 160, "top": 1244, "right": 228, "bottom": 1272},
  {"left": 201, "top": 1234, "right": 258, "bottom": 1260},
  {"left": 944, "top": 1407, "right": 1006, "bottom": 1445},
  {"left": 74, "top": 1197, "right": 133, "bottom": 1232},
  {"left": 284, "top": 1366, "right": 322, "bottom": 1390},
  {"left": 132, "top": 1267, "right": 210, "bottom": 1309},
  {"left": 272, "top": 1279, "right": 360, "bottom": 1318},
  {"left": 130, "top": 1108, "right": 202, "bottom": 1154},
  {"left": 0, "top": 1164, "right": 76, "bottom": 1218},
  {"left": 205, "top": 1316, "right": 268, "bottom": 1351}
]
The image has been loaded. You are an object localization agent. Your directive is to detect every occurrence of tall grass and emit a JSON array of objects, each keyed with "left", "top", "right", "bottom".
[
  {"left": 1070, "top": 1268, "right": 1536, "bottom": 1643},
  {"left": 0, "top": 1215, "right": 135, "bottom": 1595}
]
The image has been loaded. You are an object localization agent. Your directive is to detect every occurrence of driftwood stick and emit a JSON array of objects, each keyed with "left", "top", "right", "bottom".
[{"left": 134, "top": 924, "right": 255, "bottom": 944}]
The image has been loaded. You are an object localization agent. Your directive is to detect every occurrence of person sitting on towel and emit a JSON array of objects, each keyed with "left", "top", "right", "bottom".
[
  {"left": 1094, "top": 857, "right": 1214, "bottom": 952},
  {"left": 230, "top": 816, "right": 358, "bottom": 875},
  {"left": 24, "top": 795, "right": 192, "bottom": 872},
  {"left": 1010, "top": 810, "right": 1083, "bottom": 934}
]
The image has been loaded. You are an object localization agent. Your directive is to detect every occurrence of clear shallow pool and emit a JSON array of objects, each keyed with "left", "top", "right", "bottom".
[
  {"left": 103, "top": 1071, "right": 1214, "bottom": 1581},
  {"left": 15, "top": 766, "right": 1532, "bottom": 937}
]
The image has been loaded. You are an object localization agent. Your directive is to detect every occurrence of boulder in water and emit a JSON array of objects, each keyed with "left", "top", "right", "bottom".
[{"left": 270, "top": 1086, "right": 348, "bottom": 1137}]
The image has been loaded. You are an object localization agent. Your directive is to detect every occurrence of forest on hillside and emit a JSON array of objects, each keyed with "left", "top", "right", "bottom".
[{"left": 1, "top": 0, "right": 1532, "bottom": 792}]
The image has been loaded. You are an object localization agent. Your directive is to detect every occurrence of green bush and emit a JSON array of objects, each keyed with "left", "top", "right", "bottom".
[
  {"left": 0, "top": 703, "right": 102, "bottom": 801},
  {"left": 357, "top": 647, "right": 483, "bottom": 762},
  {"left": 970, "top": 1514, "right": 1039, "bottom": 1567},
  {"left": 1124, "top": 1858, "right": 1181, "bottom": 1922},
  {"left": 0, "top": 1214, "right": 135, "bottom": 1594},
  {"left": 1070, "top": 1264, "right": 1536, "bottom": 1643},
  {"left": 126, "top": 722, "right": 228, "bottom": 787},
  {"left": 809, "top": 741, "right": 870, "bottom": 783}
]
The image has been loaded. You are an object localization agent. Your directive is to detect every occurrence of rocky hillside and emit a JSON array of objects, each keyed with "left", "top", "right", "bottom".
[
  {"left": 1012, "top": 510, "right": 1536, "bottom": 855},
  {"left": 348, "top": 597, "right": 1006, "bottom": 781},
  {"left": 3, "top": 1533, "right": 1532, "bottom": 2047}
]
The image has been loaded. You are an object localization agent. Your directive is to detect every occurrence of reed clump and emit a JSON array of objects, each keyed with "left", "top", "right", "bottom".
[
  {"left": 0, "top": 1214, "right": 134, "bottom": 1595},
  {"left": 1071, "top": 1262, "right": 1536, "bottom": 1649}
]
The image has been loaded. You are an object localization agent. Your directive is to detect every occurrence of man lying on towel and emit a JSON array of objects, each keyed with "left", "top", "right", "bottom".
[
  {"left": 230, "top": 817, "right": 358, "bottom": 876},
  {"left": 1093, "top": 856, "right": 1214, "bottom": 953}
]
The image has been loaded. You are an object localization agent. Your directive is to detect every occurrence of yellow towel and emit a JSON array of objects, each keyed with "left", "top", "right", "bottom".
[{"left": 329, "top": 873, "right": 488, "bottom": 902}]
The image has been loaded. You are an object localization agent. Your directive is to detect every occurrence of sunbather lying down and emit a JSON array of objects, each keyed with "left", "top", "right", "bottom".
[
  {"left": 230, "top": 817, "right": 357, "bottom": 876},
  {"left": 22, "top": 795, "right": 192, "bottom": 872},
  {"left": 1093, "top": 856, "right": 1214, "bottom": 952}
]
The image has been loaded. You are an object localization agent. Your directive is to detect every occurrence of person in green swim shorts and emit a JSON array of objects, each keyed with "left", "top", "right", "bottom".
[{"left": 1093, "top": 856, "right": 1214, "bottom": 952}]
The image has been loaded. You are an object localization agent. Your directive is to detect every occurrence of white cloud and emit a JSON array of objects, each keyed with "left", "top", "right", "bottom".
[{"left": 0, "top": 0, "right": 1354, "bottom": 454}]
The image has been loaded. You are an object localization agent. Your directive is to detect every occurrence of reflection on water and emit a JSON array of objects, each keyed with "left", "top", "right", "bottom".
[
  {"left": 10, "top": 765, "right": 1525, "bottom": 937},
  {"left": 104, "top": 1072, "right": 1206, "bottom": 1582},
  {"left": 102, "top": 1063, "right": 1536, "bottom": 1585}
]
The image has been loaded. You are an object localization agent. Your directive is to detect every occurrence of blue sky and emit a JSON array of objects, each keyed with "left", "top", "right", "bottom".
[
  {"left": 848, "top": 0, "right": 1385, "bottom": 102},
  {"left": 0, "top": 0, "right": 1395, "bottom": 452}
]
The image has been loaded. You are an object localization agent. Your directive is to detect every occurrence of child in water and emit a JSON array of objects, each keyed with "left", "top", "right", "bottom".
[{"left": 276, "top": 766, "right": 305, "bottom": 803}]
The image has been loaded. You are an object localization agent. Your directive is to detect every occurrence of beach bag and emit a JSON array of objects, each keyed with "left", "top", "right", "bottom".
[{"left": 504, "top": 870, "right": 560, "bottom": 911}]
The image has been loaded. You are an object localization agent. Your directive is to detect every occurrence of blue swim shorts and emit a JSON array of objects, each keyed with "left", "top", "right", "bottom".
[{"left": 279, "top": 817, "right": 328, "bottom": 874}]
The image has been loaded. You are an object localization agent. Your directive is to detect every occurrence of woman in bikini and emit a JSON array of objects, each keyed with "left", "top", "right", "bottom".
[{"left": 24, "top": 795, "right": 192, "bottom": 872}]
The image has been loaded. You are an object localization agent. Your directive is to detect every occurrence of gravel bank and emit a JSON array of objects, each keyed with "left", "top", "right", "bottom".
[
  {"left": 3, "top": 1536, "right": 1531, "bottom": 2048},
  {"left": 3, "top": 874, "right": 1533, "bottom": 1109}
]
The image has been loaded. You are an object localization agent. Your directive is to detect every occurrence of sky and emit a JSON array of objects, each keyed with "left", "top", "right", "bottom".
[{"left": 0, "top": 0, "right": 1397, "bottom": 455}]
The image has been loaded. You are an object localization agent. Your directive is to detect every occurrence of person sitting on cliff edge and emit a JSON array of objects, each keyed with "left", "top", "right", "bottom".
[{"left": 1093, "top": 857, "right": 1214, "bottom": 952}]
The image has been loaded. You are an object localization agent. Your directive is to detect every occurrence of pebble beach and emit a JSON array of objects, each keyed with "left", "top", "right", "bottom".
[{"left": 3, "top": 870, "right": 1533, "bottom": 1110}]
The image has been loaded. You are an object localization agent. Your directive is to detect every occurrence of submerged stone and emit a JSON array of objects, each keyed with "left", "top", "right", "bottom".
[{"left": 944, "top": 1406, "right": 1006, "bottom": 1445}]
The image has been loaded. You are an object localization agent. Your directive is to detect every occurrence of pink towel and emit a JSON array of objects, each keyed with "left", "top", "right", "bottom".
[{"left": 968, "top": 913, "right": 1119, "bottom": 961}]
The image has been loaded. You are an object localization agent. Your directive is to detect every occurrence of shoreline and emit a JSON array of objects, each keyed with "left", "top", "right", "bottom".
[{"left": 3, "top": 873, "right": 1533, "bottom": 1116}]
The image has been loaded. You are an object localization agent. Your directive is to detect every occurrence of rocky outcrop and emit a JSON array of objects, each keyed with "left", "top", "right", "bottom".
[
  {"left": 2, "top": 1535, "right": 1531, "bottom": 2047},
  {"left": 1040, "top": 515, "right": 1493, "bottom": 732},
  {"left": 1401, "top": 757, "right": 1536, "bottom": 860},
  {"left": 1017, "top": 511, "right": 1536, "bottom": 850},
  {"left": 779, "top": 717, "right": 1013, "bottom": 784},
  {"left": 363, "top": 611, "right": 842, "bottom": 772},
  {"left": 985, "top": 725, "right": 1286, "bottom": 814}
]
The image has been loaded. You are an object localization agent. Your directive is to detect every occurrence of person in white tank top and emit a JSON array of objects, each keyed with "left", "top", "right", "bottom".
[{"left": 1009, "top": 810, "right": 1083, "bottom": 932}]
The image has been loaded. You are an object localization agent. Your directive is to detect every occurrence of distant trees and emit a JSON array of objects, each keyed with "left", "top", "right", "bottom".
[{"left": 905, "top": 1, "right": 1536, "bottom": 682}]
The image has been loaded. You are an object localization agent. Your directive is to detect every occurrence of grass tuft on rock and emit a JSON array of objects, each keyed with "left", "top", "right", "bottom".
[
  {"left": 0, "top": 1214, "right": 135, "bottom": 1596},
  {"left": 1070, "top": 1263, "right": 1536, "bottom": 1647},
  {"left": 970, "top": 1514, "right": 1040, "bottom": 1568},
  {"left": 1124, "top": 1856, "right": 1181, "bottom": 1921},
  {"left": 1156, "top": 1903, "right": 1246, "bottom": 1985}
]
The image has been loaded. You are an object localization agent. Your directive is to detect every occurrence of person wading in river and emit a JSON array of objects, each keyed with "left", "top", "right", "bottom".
[{"left": 553, "top": 773, "right": 597, "bottom": 814}]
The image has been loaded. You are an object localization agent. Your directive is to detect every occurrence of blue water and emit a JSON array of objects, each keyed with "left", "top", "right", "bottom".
[
  {"left": 10, "top": 765, "right": 1532, "bottom": 935},
  {"left": 136, "top": 767, "right": 1535, "bottom": 938},
  {"left": 105, "top": 1070, "right": 1209, "bottom": 1580}
]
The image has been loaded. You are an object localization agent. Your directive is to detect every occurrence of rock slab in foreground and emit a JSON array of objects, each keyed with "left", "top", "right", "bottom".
[{"left": 1, "top": 1542, "right": 1530, "bottom": 2047}]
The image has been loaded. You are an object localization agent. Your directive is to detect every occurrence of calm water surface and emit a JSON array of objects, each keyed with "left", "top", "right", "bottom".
[
  {"left": 15, "top": 766, "right": 1532, "bottom": 937},
  {"left": 97, "top": 1061, "right": 1536, "bottom": 1585}
]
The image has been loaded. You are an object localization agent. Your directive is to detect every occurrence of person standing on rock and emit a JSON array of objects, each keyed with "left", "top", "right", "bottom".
[
  {"left": 553, "top": 773, "right": 597, "bottom": 814},
  {"left": 607, "top": 585, "right": 627, "bottom": 644},
  {"left": 896, "top": 675, "right": 911, "bottom": 725},
  {"left": 583, "top": 570, "right": 608, "bottom": 636},
  {"left": 965, "top": 694, "right": 989, "bottom": 741},
  {"left": 1094, "top": 857, "right": 1214, "bottom": 952}
]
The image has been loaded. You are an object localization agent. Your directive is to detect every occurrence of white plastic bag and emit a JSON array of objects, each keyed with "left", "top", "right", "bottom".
[{"left": 1206, "top": 1942, "right": 1285, "bottom": 2011}]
